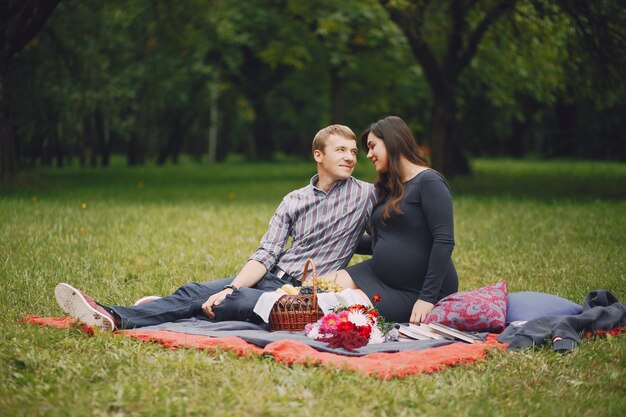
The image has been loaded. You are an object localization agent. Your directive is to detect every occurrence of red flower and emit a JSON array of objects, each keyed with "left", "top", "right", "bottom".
[
  {"left": 372, "top": 294, "right": 382, "bottom": 303},
  {"left": 356, "top": 325, "right": 372, "bottom": 338},
  {"left": 318, "top": 328, "right": 369, "bottom": 352},
  {"left": 348, "top": 304, "right": 367, "bottom": 313},
  {"left": 337, "top": 320, "right": 355, "bottom": 332}
]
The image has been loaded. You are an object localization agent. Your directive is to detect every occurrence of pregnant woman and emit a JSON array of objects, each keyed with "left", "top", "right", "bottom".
[{"left": 326, "top": 115, "right": 458, "bottom": 324}]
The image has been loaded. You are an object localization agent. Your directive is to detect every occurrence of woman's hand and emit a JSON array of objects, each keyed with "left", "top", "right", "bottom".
[
  {"left": 202, "top": 289, "right": 234, "bottom": 319},
  {"left": 410, "top": 299, "right": 434, "bottom": 324}
]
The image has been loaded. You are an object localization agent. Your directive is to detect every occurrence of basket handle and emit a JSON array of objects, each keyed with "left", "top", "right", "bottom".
[{"left": 301, "top": 258, "right": 318, "bottom": 313}]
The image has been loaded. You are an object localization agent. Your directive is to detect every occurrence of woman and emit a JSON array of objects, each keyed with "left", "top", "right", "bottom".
[{"left": 323, "top": 116, "right": 458, "bottom": 324}]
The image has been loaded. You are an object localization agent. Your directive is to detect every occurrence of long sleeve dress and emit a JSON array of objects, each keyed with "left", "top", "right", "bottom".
[{"left": 345, "top": 169, "right": 458, "bottom": 322}]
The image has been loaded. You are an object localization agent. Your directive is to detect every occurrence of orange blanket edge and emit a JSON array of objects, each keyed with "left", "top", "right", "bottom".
[{"left": 19, "top": 315, "right": 506, "bottom": 379}]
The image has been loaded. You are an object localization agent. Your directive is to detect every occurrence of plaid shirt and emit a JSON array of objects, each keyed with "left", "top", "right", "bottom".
[{"left": 249, "top": 175, "right": 375, "bottom": 279}]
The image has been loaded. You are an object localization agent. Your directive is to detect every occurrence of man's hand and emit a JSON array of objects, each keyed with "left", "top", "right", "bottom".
[
  {"left": 410, "top": 299, "right": 435, "bottom": 325},
  {"left": 202, "top": 289, "right": 234, "bottom": 319}
]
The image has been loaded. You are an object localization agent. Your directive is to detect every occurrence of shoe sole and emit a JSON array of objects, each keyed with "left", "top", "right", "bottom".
[
  {"left": 133, "top": 296, "right": 162, "bottom": 306},
  {"left": 54, "top": 283, "right": 115, "bottom": 332}
]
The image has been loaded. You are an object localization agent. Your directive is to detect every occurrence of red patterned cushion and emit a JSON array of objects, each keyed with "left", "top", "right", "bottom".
[{"left": 424, "top": 282, "right": 508, "bottom": 332}]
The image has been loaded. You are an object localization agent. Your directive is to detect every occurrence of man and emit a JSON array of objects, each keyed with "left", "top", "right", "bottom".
[{"left": 55, "top": 124, "right": 376, "bottom": 331}]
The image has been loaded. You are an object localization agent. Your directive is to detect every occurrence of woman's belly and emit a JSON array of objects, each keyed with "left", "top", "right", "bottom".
[{"left": 371, "top": 241, "right": 429, "bottom": 290}]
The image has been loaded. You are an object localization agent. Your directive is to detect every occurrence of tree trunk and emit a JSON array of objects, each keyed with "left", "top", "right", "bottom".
[
  {"left": 251, "top": 98, "right": 273, "bottom": 161},
  {"left": 158, "top": 113, "right": 185, "bottom": 165},
  {"left": 235, "top": 47, "right": 289, "bottom": 161},
  {"left": 430, "top": 91, "right": 470, "bottom": 177},
  {"left": 55, "top": 122, "right": 64, "bottom": 168},
  {"left": 508, "top": 96, "right": 537, "bottom": 158},
  {"left": 96, "top": 110, "right": 111, "bottom": 167},
  {"left": 215, "top": 92, "right": 235, "bottom": 162},
  {"left": 128, "top": 108, "right": 146, "bottom": 166},
  {"left": 40, "top": 134, "right": 51, "bottom": 166},
  {"left": 0, "top": 75, "right": 18, "bottom": 179},
  {"left": 101, "top": 129, "right": 111, "bottom": 167},
  {"left": 207, "top": 79, "right": 218, "bottom": 163},
  {"left": 78, "top": 117, "right": 95, "bottom": 167},
  {"left": 88, "top": 115, "right": 97, "bottom": 167},
  {"left": 330, "top": 69, "right": 347, "bottom": 124},
  {"left": 552, "top": 100, "right": 578, "bottom": 157},
  {"left": 127, "top": 134, "right": 145, "bottom": 166},
  {"left": 0, "top": 0, "right": 61, "bottom": 178}
]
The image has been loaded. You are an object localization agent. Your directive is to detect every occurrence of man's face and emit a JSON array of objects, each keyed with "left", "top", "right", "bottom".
[{"left": 314, "top": 134, "right": 358, "bottom": 181}]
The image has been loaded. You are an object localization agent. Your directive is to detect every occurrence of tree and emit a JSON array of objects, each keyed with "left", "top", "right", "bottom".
[
  {"left": 7, "top": 0, "right": 623, "bottom": 170},
  {"left": 381, "top": 0, "right": 517, "bottom": 176},
  {"left": 456, "top": 1, "right": 571, "bottom": 158},
  {"left": 381, "top": 0, "right": 626, "bottom": 176},
  {"left": 1, "top": 0, "right": 61, "bottom": 179},
  {"left": 209, "top": 0, "right": 318, "bottom": 160}
]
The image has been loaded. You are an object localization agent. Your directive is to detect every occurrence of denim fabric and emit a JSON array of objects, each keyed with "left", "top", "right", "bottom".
[{"left": 110, "top": 272, "right": 296, "bottom": 329}]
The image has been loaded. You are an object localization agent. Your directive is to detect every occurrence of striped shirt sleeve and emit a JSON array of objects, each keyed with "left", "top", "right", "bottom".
[{"left": 248, "top": 195, "right": 292, "bottom": 271}]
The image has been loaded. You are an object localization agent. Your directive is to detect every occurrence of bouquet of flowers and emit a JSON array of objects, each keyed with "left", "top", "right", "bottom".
[{"left": 304, "top": 295, "right": 398, "bottom": 352}]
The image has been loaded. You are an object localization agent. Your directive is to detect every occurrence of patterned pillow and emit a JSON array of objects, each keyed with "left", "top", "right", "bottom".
[{"left": 424, "top": 282, "right": 508, "bottom": 332}]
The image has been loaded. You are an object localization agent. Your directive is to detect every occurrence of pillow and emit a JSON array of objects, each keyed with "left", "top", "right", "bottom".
[
  {"left": 424, "top": 282, "right": 508, "bottom": 332},
  {"left": 506, "top": 292, "right": 583, "bottom": 323}
]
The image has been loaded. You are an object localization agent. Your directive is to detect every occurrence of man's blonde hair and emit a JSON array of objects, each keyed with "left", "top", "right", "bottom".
[{"left": 312, "top": 124, "right": 357, "bottom": 152}]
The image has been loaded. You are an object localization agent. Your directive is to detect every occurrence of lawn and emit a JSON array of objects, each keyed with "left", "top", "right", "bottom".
[{"left": 1, "top": 158, "right": 625, "bottom": 417}]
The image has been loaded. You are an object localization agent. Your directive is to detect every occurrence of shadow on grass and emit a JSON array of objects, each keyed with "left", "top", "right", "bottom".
[
  {"left": 450, "top": 159, "right": 626, "bottom": 201},
  {"left": 1, "top": 158, "right": 624, "bottom": 203},
  {"left": 0, "top": 161, "right": 319, "bottom": 204}
]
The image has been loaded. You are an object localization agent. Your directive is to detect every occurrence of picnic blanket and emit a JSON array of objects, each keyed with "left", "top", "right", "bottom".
[{"left": 20, "top": 316, "right": 505, "bottom": 379}]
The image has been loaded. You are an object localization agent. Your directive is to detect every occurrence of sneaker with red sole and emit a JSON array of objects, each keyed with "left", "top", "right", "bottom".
[{"left": 54, "top": 283, "right": 116, "bottom": 332}]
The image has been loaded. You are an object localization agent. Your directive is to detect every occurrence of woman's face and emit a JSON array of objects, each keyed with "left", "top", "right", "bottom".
[{"left": 366, "top": 132, "right": 388, "bottom": 173}]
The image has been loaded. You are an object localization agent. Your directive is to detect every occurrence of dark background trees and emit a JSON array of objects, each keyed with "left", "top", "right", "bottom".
[
  {"left": 1, "top": 0, "right": 61, "bottom": 178},
  {"left": 2, "top": 0, "right": 624, "bottom": 179}
]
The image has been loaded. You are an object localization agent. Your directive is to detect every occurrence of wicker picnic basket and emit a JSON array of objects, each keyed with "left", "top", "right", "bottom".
[{"left": 269, "top": 258, "right": 323, "bottom": 331}]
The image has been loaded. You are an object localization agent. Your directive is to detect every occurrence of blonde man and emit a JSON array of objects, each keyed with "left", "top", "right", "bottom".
[{"left": 55, "top": 125, "right": 376, "bottom": 330}]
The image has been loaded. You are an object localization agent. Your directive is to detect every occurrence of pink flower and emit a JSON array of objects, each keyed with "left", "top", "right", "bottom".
[
  {"left": 337, "top": 310, "right": 350, "bottom": 323},
  {"left": 319, "top": 313, "right": 340, "bottom": 333}
]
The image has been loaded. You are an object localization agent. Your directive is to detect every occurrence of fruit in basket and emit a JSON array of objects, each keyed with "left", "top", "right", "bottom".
[
  {"left": 299, "top": 286, "right": 316, "bottom": 294},
  {"left": 300, "top": 277, "right": 343, "bottom": 294},
  {"left": 280, "top": 284, "right": 300, "bottom": 295}
]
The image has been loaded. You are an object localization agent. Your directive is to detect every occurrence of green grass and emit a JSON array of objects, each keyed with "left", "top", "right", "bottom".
[{"left": 1, "top": 158, "right": 625, "bottom": 417}]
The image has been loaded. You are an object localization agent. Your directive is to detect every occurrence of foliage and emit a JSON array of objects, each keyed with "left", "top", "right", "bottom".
[{"left": 3, "top": 0, "right": 625, "bottom": 177}]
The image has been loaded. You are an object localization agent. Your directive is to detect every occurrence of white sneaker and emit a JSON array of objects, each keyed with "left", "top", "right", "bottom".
[{"left": 54, "top": 283, "right": 116, "bottom": 332}]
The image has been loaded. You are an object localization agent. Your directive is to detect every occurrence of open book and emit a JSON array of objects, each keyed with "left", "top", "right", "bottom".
[{"left": 398, "top": 322, "right": 485, "bottom": 344}]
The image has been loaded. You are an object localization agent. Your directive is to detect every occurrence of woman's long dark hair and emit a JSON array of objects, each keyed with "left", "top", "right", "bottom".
[{"left": 361, "top": 116, "right": 429, "bottom": 223}]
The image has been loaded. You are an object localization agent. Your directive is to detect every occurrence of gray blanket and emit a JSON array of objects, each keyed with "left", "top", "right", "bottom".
[{"left": 137, "top": 318, "right": 454, "bottom": 357}]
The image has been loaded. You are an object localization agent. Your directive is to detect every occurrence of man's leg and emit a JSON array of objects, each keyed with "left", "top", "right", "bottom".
[
  {"left": 110, "top": 277, "right": 234, "bottom": 328},
  {"left": 210, "top": 272, "right": 293, "bottom": 322}
]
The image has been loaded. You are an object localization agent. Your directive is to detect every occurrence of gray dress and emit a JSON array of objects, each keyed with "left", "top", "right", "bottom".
[{"left": 346, "top": 170, "right": 458, "bottom": 322}]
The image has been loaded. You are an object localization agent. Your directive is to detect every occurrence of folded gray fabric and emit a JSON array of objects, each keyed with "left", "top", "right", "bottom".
[{"left": 497, "top": 290, "right": 626, "bottom": 352}]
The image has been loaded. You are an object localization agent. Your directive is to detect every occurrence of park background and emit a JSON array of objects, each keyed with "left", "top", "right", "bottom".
[
  {"left": 1, "top": 0, "right": 625, "bottom": 177},
  {"left": 1, "top": 1, "right": 625, "bottom": 416}
]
